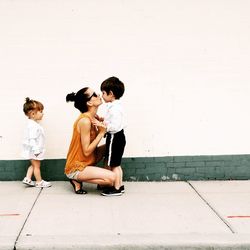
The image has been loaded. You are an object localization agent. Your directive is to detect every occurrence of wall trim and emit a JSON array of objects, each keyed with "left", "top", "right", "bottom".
[{"left": 0, "top": 154, "right": 250, "bottom": 181}]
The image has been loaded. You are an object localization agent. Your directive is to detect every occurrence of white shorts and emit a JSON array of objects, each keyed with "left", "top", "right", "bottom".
[{"left": 66, "top": 170, "right": 81, "bottom": 180}]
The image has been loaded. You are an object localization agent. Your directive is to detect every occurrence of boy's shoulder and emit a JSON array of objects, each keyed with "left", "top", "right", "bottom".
[
  {"left": 106, "top": 100, "right": 122, "bottom": 108},
  {"left": 112, "top": 99, "right": 122, "bottom": 105}
]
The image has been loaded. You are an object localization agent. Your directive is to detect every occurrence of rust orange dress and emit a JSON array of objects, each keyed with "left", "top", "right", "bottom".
[{"left": 65, "top": 113, "right": 98, "bottom": 175}]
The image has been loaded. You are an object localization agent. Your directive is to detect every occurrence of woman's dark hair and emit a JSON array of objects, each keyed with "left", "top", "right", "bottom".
[
  {"left": 66, "top": 87, "right": 90, "bottom": 113},
  {"left": 100, "top": 76, "right": 125, "bottom": 99},
  {"left": 23, "top": 97, "right": 44, "bottom": 116}
]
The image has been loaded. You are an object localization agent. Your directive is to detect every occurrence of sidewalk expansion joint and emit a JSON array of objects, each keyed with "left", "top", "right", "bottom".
[
  {"left": 187, "top": 181, "right": 235, "bottom": 234},
  {"left": 13, "top": 188, "right": 43, "bottom": 250}
]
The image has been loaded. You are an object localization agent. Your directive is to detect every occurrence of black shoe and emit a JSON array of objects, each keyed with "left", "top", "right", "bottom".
[
  {"left": 97, "top": 184, "right": 105, "bottom": 191},
  {"left": 119, "top": 185, "right": 125, "bottom": 193},
  {"left": 101, "top": 186, "right": 122, "bottom": 196},
  {"left": 69, "top": 179, "right": 87, "bottom": 194}
]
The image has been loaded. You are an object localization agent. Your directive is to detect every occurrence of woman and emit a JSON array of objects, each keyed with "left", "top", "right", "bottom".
[{"left": 65, "top": 87, "right": 122, "bottom": 196}]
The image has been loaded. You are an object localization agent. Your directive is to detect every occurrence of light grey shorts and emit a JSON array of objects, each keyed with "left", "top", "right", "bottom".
[{"left": 66, "top": 170, "right": 81, "bottom": 180}]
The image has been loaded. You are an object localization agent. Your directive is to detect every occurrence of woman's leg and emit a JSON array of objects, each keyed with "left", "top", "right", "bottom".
[{"left": 77, "top": 166, "right": 116, "bottom": 186}]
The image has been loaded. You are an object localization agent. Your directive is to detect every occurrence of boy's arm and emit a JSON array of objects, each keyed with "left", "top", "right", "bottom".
[{"left": 95, "top": 114, "right": 104, "bottom": 122}]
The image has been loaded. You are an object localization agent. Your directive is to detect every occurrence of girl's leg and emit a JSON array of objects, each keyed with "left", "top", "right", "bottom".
[
  {"left": 77, "top": 166, "right": 116, "bottom": 186},
  {"left": 26, "top": 165, "right": 34, "bottom": 180},
  {"left": 31, "top": 159, "right": 42, "bottom": 182},
  {"left": 22, "top": 163, "right": 35, "bottom": 186}
]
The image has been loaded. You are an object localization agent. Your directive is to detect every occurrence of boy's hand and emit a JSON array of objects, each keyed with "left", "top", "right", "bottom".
[
  {"left": 92, "top": 119, "right": 107, "bottom": 134},
  {"left": 95, "top": 114, "right": 104, "bottom": 122}
]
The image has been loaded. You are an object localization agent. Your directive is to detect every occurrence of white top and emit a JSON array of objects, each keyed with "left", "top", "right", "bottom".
[
  {"left": 21, "top": 119, "right": 45, "bottom": 160},
  {"left": 103, "top": 100, "right": 124, "bottom": 134}
]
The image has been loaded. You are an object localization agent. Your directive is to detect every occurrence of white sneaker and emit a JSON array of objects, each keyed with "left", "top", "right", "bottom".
[
  {"left": 22, "top": 177, "right": 35, "bottom": 187},
  {"left": 36, "top": 180, "right": 52, "bottom": 188}
]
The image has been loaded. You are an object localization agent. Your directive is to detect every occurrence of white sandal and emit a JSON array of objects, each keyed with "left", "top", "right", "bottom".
[
  {"left": 35, "top": 180, "right": 52, "bottom": 188},
  {"left": 22, "top": 177, "right": 35, "bottom": 187}
]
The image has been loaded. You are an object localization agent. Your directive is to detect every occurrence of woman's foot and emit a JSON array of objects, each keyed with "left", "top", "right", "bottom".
[
  {"left": 69, "top": 179, "right": 87, "bottom": 194},
  {"left": 97, "top": 184, "right": 107, "bottom": 191}
]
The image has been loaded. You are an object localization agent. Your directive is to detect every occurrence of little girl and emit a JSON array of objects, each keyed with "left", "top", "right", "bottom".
[{"left": 21, "top": 97, "right": 51, "bottom": 188}]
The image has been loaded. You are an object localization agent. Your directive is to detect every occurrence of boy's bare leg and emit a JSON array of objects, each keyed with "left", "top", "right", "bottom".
[{"left": 112, "top": 166, "right": 122, "bottom": 189}]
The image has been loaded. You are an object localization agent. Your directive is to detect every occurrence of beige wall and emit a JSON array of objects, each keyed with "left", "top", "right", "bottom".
[{"left": 0, "top": 0, "right": 250, "bottom": 159}]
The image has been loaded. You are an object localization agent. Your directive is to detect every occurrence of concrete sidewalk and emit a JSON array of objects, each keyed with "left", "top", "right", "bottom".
[{"left": 1, "top": 181, "right": 250, "bottom": 250}]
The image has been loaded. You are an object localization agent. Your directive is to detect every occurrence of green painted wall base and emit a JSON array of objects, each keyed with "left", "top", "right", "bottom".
[{"left": 1, "top": 154, "right": 250, "bottom": 181}]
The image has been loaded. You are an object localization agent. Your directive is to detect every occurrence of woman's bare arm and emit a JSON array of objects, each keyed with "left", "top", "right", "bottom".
[{"left": 78, "top": 117, "right": 106, "bottom": 157}]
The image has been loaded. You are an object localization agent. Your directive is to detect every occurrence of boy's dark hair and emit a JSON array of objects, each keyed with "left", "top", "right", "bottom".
[
  {"left": 23, "top": 97, "right": 44, "bottom": 116},
  {"left": 66, "top": 87, "right": 90, "bottom": 113},
  {"left": 101, "top": 76, "right": 125, "bottom": 99}
]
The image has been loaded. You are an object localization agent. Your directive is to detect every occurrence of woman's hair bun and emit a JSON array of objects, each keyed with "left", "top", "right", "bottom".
[{"left": 66, "top": 92, "right": 76, "bottom": 102}]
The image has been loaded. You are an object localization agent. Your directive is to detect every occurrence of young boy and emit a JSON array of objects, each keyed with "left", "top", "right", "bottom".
[{"left": 100, "top": 77, "right": 126, "bottom": 196}]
